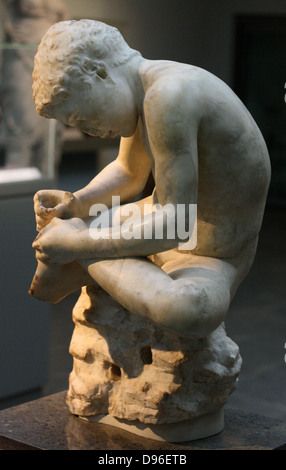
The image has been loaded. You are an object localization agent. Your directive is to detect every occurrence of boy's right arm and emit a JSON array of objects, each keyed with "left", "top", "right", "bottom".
[
  {"left": 73, "top": 126, "right": 152, "bottom": 219},
  {"left": 34, "top": 126, "right": 152, "bottom": 228}
]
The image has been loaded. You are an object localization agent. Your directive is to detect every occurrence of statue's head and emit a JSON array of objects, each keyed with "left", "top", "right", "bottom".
[{"left": 32, "top": 19, "right": 142, "bottom": 119}]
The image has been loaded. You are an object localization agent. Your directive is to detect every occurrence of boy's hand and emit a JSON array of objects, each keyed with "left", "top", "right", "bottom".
[
  {"left": 32, "top": 217, "right": 84, "bottom": 264},
  {"left": 33, "top": 189, "right": 79, "bottom": 231}
]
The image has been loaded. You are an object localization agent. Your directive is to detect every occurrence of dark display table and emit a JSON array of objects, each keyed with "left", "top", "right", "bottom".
[{"left": 0, "top": 391, "right": 285, "bottom": 450}]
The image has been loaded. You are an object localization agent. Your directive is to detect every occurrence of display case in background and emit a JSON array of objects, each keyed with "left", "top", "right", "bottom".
[
  {"left": 0, "top": 44, "right": 57, "bottom": 401},
  {"left": 0, "top": 43, "right": 60, "bottom": 196},
  {"left": 0, "top": 116, "right": 58, "bottom": 197}
]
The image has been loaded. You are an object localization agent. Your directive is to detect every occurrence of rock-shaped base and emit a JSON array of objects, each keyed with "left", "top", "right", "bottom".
[{"left": 66, "top": 286, "right": 241, "bottom": 441}]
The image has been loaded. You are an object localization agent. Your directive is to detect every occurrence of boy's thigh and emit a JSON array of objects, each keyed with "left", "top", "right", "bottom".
[{"left": 158, "top": 250, "right": 238, "bottom": 293}]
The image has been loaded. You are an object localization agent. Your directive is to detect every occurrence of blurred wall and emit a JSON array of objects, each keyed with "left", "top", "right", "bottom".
[
  {"left": 64, "top": 0, "right": 205, "bottom": 64},
  {"left": 185, "top": 0, "right": 286, "bottom": 85},
  {"left": 64, "top": 0, "right": 286, "bottom": 85}
]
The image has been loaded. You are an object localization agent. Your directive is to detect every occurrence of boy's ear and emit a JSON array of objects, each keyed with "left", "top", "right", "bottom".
[
  {"left": 82, "top": 60, "right": 107, "bottom": 80},
  {"left": 95, "top": 66, "right": 108, "bottom": 80}
]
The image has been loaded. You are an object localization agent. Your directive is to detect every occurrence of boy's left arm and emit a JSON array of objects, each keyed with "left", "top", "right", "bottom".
[{"left": 33, "top": 86, "right": 199, "bottom": 263}]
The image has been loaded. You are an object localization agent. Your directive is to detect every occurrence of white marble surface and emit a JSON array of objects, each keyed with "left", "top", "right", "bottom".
[{"left": 29, "top": 19, "right": 270, "bottom": 439}]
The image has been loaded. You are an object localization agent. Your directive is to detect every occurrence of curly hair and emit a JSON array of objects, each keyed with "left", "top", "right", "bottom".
[{"left": 32, "top": 19, "right": 141, "bottom": 117}]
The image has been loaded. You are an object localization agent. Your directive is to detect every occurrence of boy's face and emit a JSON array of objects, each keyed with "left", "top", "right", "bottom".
[{"left": 47, "top": 73, "right": 139, "bottom": 139}]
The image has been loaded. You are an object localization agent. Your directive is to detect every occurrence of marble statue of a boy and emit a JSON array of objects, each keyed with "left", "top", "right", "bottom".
[{"left": 30, "top": 19, "right": 270, "bottom": 441}]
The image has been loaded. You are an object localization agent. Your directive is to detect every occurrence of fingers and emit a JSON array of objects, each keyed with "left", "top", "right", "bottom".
[
  {"left": 32, "top": 223, "right": 53, "bottom": 248},
  {"left": 49, "top": 216, "right": 63, "bottom": 227},
  {"left": 34, "top": 201, "right": 65, "bottom": 231},
  {"left": 49, "top": 216, "right": 86, "bottom": 229},
  {"left": 32, "top": 215, "right": 78, "bottom": 265},
  {"left": 34, "top": 190, "right": 55, "bottom": 211},
  {"left": 32, "top": 218, "right": 71, "bottom": 251},
  {"left": 36, "top": 214, "right": 80, "bottom": 233},
  {"left": 34, "top": 191, "right": 63, "bottom": 216},
  {"left": 32, "top": 224, "right": 55, "bottom": 263},
  {"left": 68, "top": 217, "right": 87, "bottom": 229},
  {"left": 35, "top": 210, "right": 61, "bottom": 232},
  {"left": 34, "top": 190, "right": 74, "bottom": 210},
  {"left": 33, "top": 190, "right": 75, "bottom": 231},
  {"left": 34, "top": 191, "right": 57, "bottom": 231}
]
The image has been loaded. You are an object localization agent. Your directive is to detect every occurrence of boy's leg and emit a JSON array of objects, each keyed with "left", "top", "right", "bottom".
[
  {"left": 29, "top": 196, "right": 154, "bottom": 303},
  {"left": 79, "top": 252, "right": 238, "bottom": 340}
]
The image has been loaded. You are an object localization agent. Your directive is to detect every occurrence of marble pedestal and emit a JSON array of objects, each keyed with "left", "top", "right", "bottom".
[{"left": 66, "top": 286, "right": 241, "bottom": 442}]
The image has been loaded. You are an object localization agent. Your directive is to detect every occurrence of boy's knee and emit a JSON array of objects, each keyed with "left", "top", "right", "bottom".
[{"left": 151, "top": 277, "right": 230, "bottom": 339}]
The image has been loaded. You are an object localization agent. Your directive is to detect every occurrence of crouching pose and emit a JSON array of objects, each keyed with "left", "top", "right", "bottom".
[{"left": 30, "top": 19, "right": 270, "bottom": 340}]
